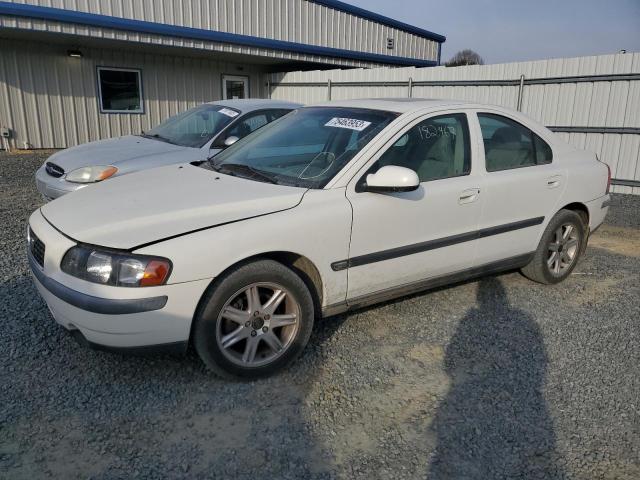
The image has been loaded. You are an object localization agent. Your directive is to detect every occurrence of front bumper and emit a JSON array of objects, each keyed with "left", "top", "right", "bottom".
[
  {"left": 35, "top": 165, "right": 86, "bottom": 201},
  {"left": 28, "top": 253, "right": 168, "bottom": 314},
  {"left": 27, "top": 209, "right": 212, "bottom": 349}
]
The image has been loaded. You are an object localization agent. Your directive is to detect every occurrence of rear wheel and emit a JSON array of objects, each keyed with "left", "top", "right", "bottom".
[
  {"left": 193, "top": 259, "right": 314, "bottom": 379},
  {"left": 521, "top": 209, "right": 586, "bottom": 284}
]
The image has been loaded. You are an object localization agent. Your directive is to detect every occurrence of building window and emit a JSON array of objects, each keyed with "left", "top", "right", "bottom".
[
  {"left": 97, "top": 67, "right": 143, "bottom": 113},
  {"left": 222, "top": 75, "right": 249, "bottom": 100}
]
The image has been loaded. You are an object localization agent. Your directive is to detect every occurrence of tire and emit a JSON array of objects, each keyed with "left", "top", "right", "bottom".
[
  {"left": 193, "top": 259, "right": 314, "bottom": 379},
  {"left": 521, "top": 209, "right": 587, "bottom": 285}
]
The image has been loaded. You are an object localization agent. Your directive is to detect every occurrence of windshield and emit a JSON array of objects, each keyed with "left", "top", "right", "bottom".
[
  {"left": 143, "top": 104, "right": 240, "bottom": 148},
  {"left": 209, "top": 107, "right": 397, "bottom": 188}
]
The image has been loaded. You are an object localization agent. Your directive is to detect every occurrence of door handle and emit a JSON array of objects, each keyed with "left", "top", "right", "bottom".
[
  {"left": 546, "top": 175, "right": 562, "bottom": 189},
  {"left": 459, "top": 188, "right": 480, "bottom": 204}
]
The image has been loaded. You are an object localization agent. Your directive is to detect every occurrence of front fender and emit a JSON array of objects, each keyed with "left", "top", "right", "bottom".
[{"left": 135, "top": 189, "right": 353, "bottom": 308}]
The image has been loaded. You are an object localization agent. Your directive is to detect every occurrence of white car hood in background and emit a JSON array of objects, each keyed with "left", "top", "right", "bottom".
[
  {"left": 47, "top": 135, "right": 190, "bottom": 171},
  {"left": 40, "top": 164, "right": 306, "bottom": 250}
]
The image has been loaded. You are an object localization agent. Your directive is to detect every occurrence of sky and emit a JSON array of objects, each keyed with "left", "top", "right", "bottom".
[{"left": 346, "top": 0, "right": 640, "bottom": 64}]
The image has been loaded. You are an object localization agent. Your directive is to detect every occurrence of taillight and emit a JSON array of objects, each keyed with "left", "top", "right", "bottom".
[{"left": 597, "top": 155, "right": 611, "bottom": 195}]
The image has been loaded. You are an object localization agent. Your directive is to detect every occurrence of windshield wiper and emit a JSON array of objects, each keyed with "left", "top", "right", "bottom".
[
  {"left": 140, "top": 133, "right": 178, "bottom": 145},
  {"left": 212, "top": 163, "right": 279, "bottom": 184}
]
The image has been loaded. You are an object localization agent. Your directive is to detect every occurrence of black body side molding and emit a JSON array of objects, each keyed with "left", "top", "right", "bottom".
[{"left": 331, "top": 216, "right": 544, "bottom": 271}]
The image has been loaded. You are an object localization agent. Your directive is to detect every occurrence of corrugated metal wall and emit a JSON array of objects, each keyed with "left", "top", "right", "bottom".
[
  {"left": 0, "top": 38, "right": 266, "bottom": 149},
  {"left": 268, "top": 53, "right": 640, "bottom": 195},
  {"left": 5, "top": 0, "right": 440, "bottom": 63},
  {"left": 0, "top": 14, "right": 381, "bottom": 70}
]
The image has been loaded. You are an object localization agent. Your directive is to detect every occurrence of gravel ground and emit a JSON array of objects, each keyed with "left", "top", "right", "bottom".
[{"left": 1, "top": 151, "right": 639, "bottom": 479}]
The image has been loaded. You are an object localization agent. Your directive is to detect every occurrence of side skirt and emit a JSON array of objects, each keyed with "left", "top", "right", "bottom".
[
  {"left": 322, "top": 252, "right": 534, "bottom": 317},
  {"left": 69, "top": 329, "right": 188, "bottom": 356}
]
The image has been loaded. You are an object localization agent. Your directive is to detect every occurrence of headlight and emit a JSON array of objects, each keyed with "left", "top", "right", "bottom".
[
  {"left": 61, "top": 245, "right": 171, "bottom": 287},
  {"left": 65, "top": 165, "right": 118, "bottom": 183}
]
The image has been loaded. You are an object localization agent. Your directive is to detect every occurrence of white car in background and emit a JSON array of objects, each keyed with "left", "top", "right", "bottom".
[
  {"left": 27, "top": 99, "right": 611, "bottom": 378},
  {"left": 35, "top": 99, "right": 301, "bottom": 200}
]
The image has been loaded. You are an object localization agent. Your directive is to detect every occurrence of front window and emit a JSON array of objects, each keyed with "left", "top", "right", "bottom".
[
  {"left": 143, "top": 105, "right": 240, "bottom": 148},
  {"left": 221, "top": 109, "right": 292, "bottom": 142},
  {"left": 208, "top": 107, "right": 397, "bottom": 188},
  {"left": 367, "top": 113, "right": 471, "bottom": 182}
]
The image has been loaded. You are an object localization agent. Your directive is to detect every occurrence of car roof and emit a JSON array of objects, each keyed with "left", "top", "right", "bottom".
[
  {"left": 306, "top": 98, "right": 561, "bottom": 147},
  {"left": 307, "top": 97, "right": 487, "bottom": 114},
  {"left": 206, "top": 98, "right": 302, "bottom": 112}
]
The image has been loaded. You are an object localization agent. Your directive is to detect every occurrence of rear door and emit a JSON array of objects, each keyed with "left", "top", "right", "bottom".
[
  {"left": 472, "top": 111, "right": 566, "bottom": 265},
  {"left": 344, "top": 110, "right": 484, "bottom": 300}
]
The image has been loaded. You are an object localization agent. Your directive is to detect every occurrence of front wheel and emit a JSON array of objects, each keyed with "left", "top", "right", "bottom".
[
  {"left": 521, "top": 209, "right": 586, "bottom": 284},
  {"left": 193, "top": 259, "right": 314, "bottom": 379}
]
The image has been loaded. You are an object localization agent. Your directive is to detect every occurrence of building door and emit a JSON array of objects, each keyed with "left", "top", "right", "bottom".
[{"left": 222, "top": 75, "right": 249, "bottom": 100}]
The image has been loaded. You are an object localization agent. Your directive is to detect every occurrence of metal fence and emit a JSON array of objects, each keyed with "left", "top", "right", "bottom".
[{"left": 268, "top": 53, "right": 640, "bottom": 195}]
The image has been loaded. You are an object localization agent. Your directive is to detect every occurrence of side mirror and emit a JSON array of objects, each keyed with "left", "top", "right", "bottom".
[
  {"left": 223, "top": 135, "right": 240, "bottom": 147},
  {"left": 364, "top": 165, "right": 419, "bottom": 193}
]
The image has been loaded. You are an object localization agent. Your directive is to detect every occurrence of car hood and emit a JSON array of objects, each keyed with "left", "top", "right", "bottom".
[
  {"left": 40, "top": 163, "right": 306, "bottom": 250},
  {"left": 47, "top": 135, "right": 194, "bottom": 172}
]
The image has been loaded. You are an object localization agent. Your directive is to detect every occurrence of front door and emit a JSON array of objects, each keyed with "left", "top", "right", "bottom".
[
  {"left": 222, "top": 75, "right": 249, "bottom": 100},
  {"left": 345, "top": 111, "right": 484, "bottom": 301}
]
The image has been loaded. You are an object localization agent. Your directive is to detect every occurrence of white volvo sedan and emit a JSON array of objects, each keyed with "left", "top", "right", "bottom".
[{"left": 27, "top": 99, "right": 611, "bottom": 378}]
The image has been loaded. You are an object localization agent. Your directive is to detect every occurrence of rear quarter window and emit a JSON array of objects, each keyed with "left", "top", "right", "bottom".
[{"left": 534, "top": 134, "right": 553, "bottom": 164}]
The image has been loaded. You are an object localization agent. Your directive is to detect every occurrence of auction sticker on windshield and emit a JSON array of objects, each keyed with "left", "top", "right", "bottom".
[
  {"left": 219, "top": 108, "right": 240, "bottom": 118},
  {"left": 325, "top": 117, "right": 372, "bottom": 131}
]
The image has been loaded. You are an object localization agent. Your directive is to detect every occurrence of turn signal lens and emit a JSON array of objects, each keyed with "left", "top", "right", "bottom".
[
  {"left": 140, "top": 260, "right": 171, "bottom": 287},
  {"left": 97, "top": 166, "right": 118, "bottom": 181}
]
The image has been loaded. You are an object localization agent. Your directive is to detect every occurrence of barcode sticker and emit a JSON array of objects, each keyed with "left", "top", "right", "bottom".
[
  {"left": 325, "top": 117, "right": 372, "bottom": 131},
  {"left": 218, "top": 107, "right": 239, "bottom": 118}
]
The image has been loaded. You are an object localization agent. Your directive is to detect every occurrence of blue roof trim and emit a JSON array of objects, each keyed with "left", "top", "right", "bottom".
[
  {"left": 310, "top": 0, "right": 446, "bottom": 43},
  {"left": 0, "top": 1, "right": 438, "bottom": 67}
]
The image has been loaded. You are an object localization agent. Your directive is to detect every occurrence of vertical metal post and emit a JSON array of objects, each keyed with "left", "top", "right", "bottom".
[
  {"left": 408, "top": 77, "right": 413, "bottom": 98},
  {"left": 266, "top": 80, "right": 271, "bottom": 99},
  {"left": 517, "top": 74, "right": 525, "bottom": 111},
  {"left": 327, "top": 79, "right": 332, "bottom": 100}
]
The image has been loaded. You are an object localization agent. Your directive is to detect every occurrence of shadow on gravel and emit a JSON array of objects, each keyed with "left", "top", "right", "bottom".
[{"left": 427, "top": 277, "right": 565, "bottom": 479}]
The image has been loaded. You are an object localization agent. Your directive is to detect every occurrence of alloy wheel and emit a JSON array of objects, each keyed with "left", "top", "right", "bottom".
[
  {"left": 215, "top": 282, "right": 300, "bottom": 367},
  {"left": 547, "top": 223, "right": 580, "bottom": 276}
]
